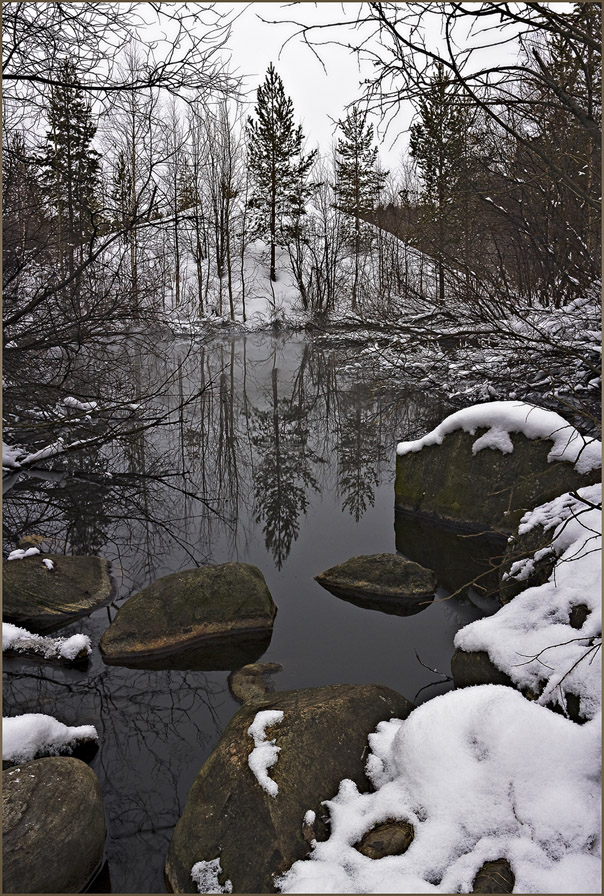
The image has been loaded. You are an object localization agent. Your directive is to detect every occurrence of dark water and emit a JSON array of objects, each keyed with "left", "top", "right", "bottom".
[{"left": 3, "top": 331, "right": 495, "bottom": 893}]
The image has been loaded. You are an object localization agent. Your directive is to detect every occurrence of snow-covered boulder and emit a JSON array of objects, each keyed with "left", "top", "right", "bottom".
[
  {"left": 3, "top": 757, "right": 106, "bottom": 894},
  {"left": 3, "top": 554, "right": 112, "bottom": 633},
  {"left": 452, "top": 484, "right": 601, "bottom": 723},
  {"left": 100, "top": 562, "right": 277, "bottom": 670},
  {"left": 395, "top": 401, "right": 601, "bottom": 533},
  {"left": 315, "top": 553, "right": 436, "bottom": 616},
  {"left": 165, "top": 684, "right": 415, "bottom": 894}
]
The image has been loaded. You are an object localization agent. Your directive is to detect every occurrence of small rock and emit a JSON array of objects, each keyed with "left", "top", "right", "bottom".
[
  {"left": 228, "top": 662, "right": 283, "bottom": 704},
  {"left": 356, "top": 819, "right": 414, "bottom": 859},
  {"left": 315, "top": 553, "right": 436, "bottom": 616},
  {"left": 472, "top": 858, "right": 515, "bottom": 893}
]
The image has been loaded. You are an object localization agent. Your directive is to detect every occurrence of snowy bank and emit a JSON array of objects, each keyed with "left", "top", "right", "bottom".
[
  {"left": 3, "top": 713, "right": 98, "bottom": 763},
  {"left": 397, "top": 401, "right": 601, "bottom": 475},
  {"left": 276, "top": 686, "right": 601, "bottom": 894},
  {"left": 455, "top": 483, "right": 602, "bottom": 720}
]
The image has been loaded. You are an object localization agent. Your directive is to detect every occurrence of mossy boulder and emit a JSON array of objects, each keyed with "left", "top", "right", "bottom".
[
  {"left": 395, "top": 428, "right": 599, "bottom": 534},
  {"left": 355, "top": 819, "right": 414, "bottom": 859},
  {"left": 450, "top": 648, "right": 514, "bottom": 689},
  {"left": 2, "top": 757, "right": 106, "bottom": 893},
  {"left": 3, "top": 555, "right": 112, "bottom": 633},
  {"left": 100, "top": 562, "right": 277, "bottom": 670},
  {"left": 315, "top": 553, "right": 436, "bottom": 616},
  {"left": 499, "top": 522, "right": 557, "bottom": 604},
  {"left": 165, "top": 684, "right": 415, "bottom": 893}
]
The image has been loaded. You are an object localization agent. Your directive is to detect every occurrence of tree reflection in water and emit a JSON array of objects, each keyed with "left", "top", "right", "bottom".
[{"left": 3, "top": 331, "right": 452, "bottom": 892}]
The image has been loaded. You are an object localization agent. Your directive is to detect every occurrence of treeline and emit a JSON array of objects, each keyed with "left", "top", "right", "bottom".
[{"left": 3, "top": 1, "right": 601, "bottom": 359}]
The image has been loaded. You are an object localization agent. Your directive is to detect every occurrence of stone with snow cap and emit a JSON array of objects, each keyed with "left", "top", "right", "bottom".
[
  {"left": 165, "top": 683, "right": 414, "bottom": 893},
  {"left": 3, "top": 554, "right": 112, "bottom": 633},
  {"left": 395, "top": 401, "right": 601, "bottom": 533}
]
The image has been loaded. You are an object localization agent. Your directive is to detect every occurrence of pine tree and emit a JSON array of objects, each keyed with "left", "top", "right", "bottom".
[
  {"left": 40, "top": 59, "right": 102, "bottom": 286},
  {"left": 334, "top": 106, "right": 387, "bottom": 310},
  {"left": 246, "top": 63, "right": 316, "bottom": 283},
  {"left": 409, "top": 62, "right": 469, "bottom": 305}
]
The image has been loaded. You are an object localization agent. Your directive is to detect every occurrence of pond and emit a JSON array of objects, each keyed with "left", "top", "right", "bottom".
[{"left": 3, "top": 330, "right": 500, "bottom": 893}]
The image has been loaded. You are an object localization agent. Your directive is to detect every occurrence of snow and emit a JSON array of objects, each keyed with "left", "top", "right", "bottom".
[
  {"left": 191, "top": 858, "right": 233, "bottom": 894},
  {"left": 3, "top": 713, "right": 98, "bottom": 762},
  {"left": 3, "top": 622, "right": 92, "bottom": 661},
  {"left": 396, "top": 401, "right": 601, "bottom": 474},
  {"left": 42, "top": 558, "right": 55, "bottom": 570},
  {"left": 2, "top": 440, "right": 24, "bottom": 469},
  {"left": 304, "top": 810, "right": 316, "bottom": 826},
  {"left": 247, "top": 709, "right": 284, "bottom": 798},
  {"left": 455, "top": 483, "right": 602, "bottom": 720},
  {"left": 7, "top": 547, "right": 40, "bottom": 560},
  {"left": 276, "top": 687, "right": 601, "bottom": 894},
  {"left": 62, "top": 396, "right": 98, "bottom": 412}
]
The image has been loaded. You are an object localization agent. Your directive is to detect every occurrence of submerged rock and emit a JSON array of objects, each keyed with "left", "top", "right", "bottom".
[
  {"left": 228, "top": 662, "right": 283, "bottom": 704},
  {"left": 315, "top": 553, "right": 436, "bottom": 616},
  {"left": 3, "top": 555, "right": 112, "bottom": 633},
  {"left": 2, "top": 757, "right": 106, "bottom": 893},
  {"left": 100, "top": 562, "right": 277, "bottom": 670},
  {"left": 165, "top": 683, "right": 415, "bottom": 893}
]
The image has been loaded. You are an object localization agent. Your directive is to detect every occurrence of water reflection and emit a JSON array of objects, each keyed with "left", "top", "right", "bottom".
[{"left": 3, "top": 330, "right": 453, "bottom": 892}]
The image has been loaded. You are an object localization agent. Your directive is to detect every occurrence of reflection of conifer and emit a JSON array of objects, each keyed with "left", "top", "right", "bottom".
[
  {"left": 251, "top": 367, "right": 319, "bottom": 569},
  {"left": 336, "top": 383, "right": 380, "bottom": 523}
]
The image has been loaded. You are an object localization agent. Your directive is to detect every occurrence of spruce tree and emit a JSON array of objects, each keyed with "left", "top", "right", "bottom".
[
  {"left": 246, "top": 63, "right": 316, "bottom": 282},
  {"left": 40, "top": 59, "right": 102, "bottom": 284},
  {"left": 334, "top": 106, "right": 387, "bottom": 310},
  {"left": 409, "top": 62, "right": 469, "bottom": 305}
]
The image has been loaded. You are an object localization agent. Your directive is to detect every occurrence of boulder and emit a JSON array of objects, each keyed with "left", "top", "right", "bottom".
[
  {"left": 499, "top": 523, "right": 557, "bottom": 605},
  {"left": 3, "top": 555, "right": 112, "bottom": 633},
  {"left": 228, "top": 662, "right": 283, "bottom": 704},
  {"left": 315, "top": 553, "right": 436, "bottom": 617},
  {"left": 450, "top": 648, "right": 515, "bottom": 690},
  {"left": 100, "top": 562, "right": 277, "bottom": 670},
  {"left": 395, "top": 427, "right": 599, "bottom": 534},
  {"left": 165, "top": 683, "right": 415, "bottom": 893},
  {"left": 2, "top": 757, "right": 106, "bottom": 893}
]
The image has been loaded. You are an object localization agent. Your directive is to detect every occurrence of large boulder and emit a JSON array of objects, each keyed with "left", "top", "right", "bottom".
[
  {"left": 165, "top": 683, "right": 415, "bottom": 893},
  {"left": 3, "top": 757, "right": 106, "bottom": 893},
  {"left": 100, "top": 562, "right": 277, "bottom": 670},
  {"left": 315, "top": 553, "right": 436, "bottom": 616},
  {"left": 3, "top": 555, "right": 112, "bottom": 633},
  {"left": 395, "top": 403, "right": 600, "bottom": 534}
]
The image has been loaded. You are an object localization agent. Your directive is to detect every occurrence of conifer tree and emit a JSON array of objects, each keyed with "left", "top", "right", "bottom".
[
  {"left": 409, "top": 62, "right": 469, "bottom": 305},
  {"left": 246, "top": 63, "right": 316, "bottom": 282},
  {"left": 40, "top": 59, "right": 102, "bottom": 286},
  {"left": 334, "top": 106, "right": 387, "bottom": 310}
]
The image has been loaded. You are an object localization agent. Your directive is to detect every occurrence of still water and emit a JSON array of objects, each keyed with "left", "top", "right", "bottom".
[{"left": 3, "top": 331, "right": 493, "bottom": 892}]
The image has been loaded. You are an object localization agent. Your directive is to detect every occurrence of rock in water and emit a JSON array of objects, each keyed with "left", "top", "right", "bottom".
[
  {"left": 315, "top": 553, "right": 436, "bottom": 616},
  {"left": 3, "top": 555, "right": 112, "bottom": 633},
  {"left": 165, "top": 684, "right": 415, "bottom": 893},
  {"left": 2, "top": 757, "right": 106, "bottom": 893},
  {"left": 100, "top": 562, "right": 277, "bottom": 670},
  {"left": 228, "top": 662, "right": 283, "bottom": 704}
]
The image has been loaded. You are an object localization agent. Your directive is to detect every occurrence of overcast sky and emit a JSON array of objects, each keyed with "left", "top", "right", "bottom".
[{"left": 225, "top": 3, "right": 414, "bottom": 169}]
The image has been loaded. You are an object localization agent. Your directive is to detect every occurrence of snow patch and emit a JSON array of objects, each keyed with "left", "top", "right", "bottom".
[
  {"left": 3, "top": 713, "right": 98, "bottom": 762},
  {"left": 247, "top": 709, "right": 284, "bottom": 797},
  {"left": 191, "top": 858, "right": 233, "bottom": 894},
  {"left": 3, "top": 622, "right": 92, "bottom": 661},
  {"left": 7, "top": 547, "right": 40, "bottom": 560},
  {"left": 396, "top": 401, "right": 601, "bottom": 473},
  {"left": 276, "top": 687, "right": 601, "bottom": 894}
]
